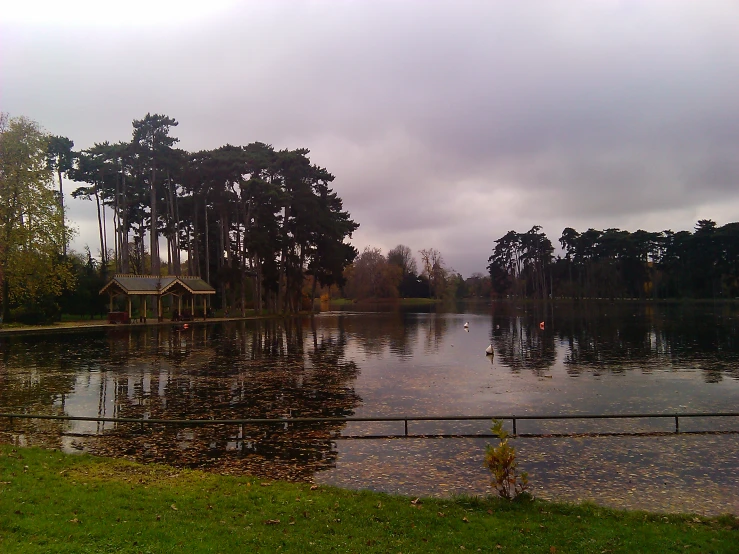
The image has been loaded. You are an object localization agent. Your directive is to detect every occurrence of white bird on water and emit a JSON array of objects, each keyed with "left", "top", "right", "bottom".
[
  {"left": 485, "top": 344, "right": 494, "bottom": 355},
  {"left": 463, "top": 322, "right": 469, "bottom": 328}
]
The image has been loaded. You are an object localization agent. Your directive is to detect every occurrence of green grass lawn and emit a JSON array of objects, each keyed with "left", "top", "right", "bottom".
[{"left": 1, "top": 445, "right": 736, "bottom": 553}]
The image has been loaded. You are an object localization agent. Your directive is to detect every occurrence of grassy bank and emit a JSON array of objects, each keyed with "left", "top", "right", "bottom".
[{"left": 1, "top": 446, "right": 736, "bottom": 553}]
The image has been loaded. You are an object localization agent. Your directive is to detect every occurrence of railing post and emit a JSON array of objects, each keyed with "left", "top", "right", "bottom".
[
  {"left": 404, "top": 419, "right": 408, "bottom": 437},
  {"left": 675, "top": 415, "right": 679, "bottom": 434},
  {"left": 512, "top": 416, "right": 517, "bottom": 436}
]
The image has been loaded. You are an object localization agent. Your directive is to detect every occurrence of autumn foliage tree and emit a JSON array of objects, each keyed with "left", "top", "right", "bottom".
[
  {"left": 0, "top": 114, "right": 75, "bottom": 322},
  {"left": 344, "top": 247, "right": 401, "bottom": 300}
]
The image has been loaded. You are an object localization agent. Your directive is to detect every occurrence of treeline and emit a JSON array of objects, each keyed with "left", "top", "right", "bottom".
[
  {"left": 342, "top": 245, "right": 491, "bottom": 300},
  {"left": 2, "top": 112, "right": 359, "bottom": 321},
  {"left": 488, "top": 221, "right": 739, "bottom": 299}
]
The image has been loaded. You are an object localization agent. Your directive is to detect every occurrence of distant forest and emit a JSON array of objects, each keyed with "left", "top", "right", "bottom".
[
  {"left": 343, "top": 220, "right": 739, "bottom": 302},
  {"left": 487, "top": 221, "right": 739, "bottom": 300}
]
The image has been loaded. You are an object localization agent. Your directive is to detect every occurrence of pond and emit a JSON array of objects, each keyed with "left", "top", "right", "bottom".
[{"left": 1, "top": 301, "right": 738, "bottom": 515}]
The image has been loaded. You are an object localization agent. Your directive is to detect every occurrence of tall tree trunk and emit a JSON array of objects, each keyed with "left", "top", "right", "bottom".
[
  {"left": 238, "top": 206, "right": 246, "bottom": 316},
  {"left": 150, "top": 165, "right": 159, "bottom": 275},
  {"left": 218, "top": 211, "right": 225, "bottom": 311},
  {"left": 204, "top": 200, "right": 210, "bottom": 285},
  {"left": 173, "top": 183, "right": 181, "bottom": 275},
  {"left": 299, "top": 247, "right": 307, "bottom": 312},
  {"left": 1, "top": 275, "right": 8, "bottom": 324},
  {"left": 255, "top": 255, "right": 262, "bottom": 314},
  {"left": 94, "top": 188, "right": 106, "bottom": 276},
  {"left": 102, "top": 202, "right": 108, "bottom": 265},
  {"left": 167, "top": 235, "right": 172, "bottom": 273},
  {"left": 140, "top": 216, "right": 146, "bottom": 274},
  {"left": 310, "top": 273, "right": 318, "bottom": 313},
  {"left": 121, "top": 170, "right": 130, "bottom": 274},
  {"left": 277, "top": 205, "right": 291, "bottom": 314},
  {"left": 186, "top": 224, "right": 192, "bottom": 276},
  {"left": 193, "top": 198, "right": 200, "bottom": 276},
  {"left": 114, "top": 170, "right": 120, "bottom": 272},
  {"left": 568, "top": 260, "right": 573, "bottom": 298},
  {"left": 57, "top": 168, "right": 66, "bottom": 257}
]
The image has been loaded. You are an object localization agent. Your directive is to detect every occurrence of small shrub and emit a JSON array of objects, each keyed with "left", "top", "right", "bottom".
[
  {"left": 9, "top": 302, "right": 57, "bottom": 325},
  {"left": 484, "top": 419, "right": 529, "bottom": 500}
]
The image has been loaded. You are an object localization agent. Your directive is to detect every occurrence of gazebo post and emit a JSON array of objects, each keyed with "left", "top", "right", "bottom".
[
  {"left": 191, "top": 296, "right": 194, "bottom": 318},
  {"left": 127, "top": 296, "right": 132, "bottom": 320},
  {"left": 143, "top": 296, "right": 147, "bottom": 323},
  {"left": 109, "top": 293, "right": 113, "bottom": 313},
  {"left": 203, "top": 296, "right": 206, "bottom": 319},
  {"left": 158, "top": 295, "right": 163, "bottom": 322}
]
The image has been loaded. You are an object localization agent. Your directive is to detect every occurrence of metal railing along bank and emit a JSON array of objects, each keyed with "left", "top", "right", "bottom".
[{"left": 1, "top": 412, "right": 738, "bottom": 439}]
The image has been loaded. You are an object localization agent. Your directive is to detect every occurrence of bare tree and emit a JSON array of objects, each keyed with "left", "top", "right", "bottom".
[
  {"left": 387, "top": 244, "right": 417, "bottom": 276},
  {"left": 419, "top": 248, "right": 446, "bottom": 298}
]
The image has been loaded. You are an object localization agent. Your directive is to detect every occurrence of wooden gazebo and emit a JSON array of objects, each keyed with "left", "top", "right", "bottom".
[{"left": 100, "top": 275, "right": 216, "bottom": 322}]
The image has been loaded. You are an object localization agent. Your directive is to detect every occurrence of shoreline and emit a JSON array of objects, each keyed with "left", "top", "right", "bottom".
[{"left": 0, "top": 315, "right": 257, "bottom": 336}]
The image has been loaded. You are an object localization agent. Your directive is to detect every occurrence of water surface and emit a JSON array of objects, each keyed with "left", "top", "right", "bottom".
[{"left": 1, "top": 301, "right": 737, "bottom": 514}]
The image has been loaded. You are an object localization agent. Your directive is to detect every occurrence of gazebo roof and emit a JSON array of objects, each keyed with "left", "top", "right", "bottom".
[
  {"left": 177, "top": 276, "right": 218, "bottom": 293},
  {"left": 100, "top": 275, "right": 216, "bottom": 296}
]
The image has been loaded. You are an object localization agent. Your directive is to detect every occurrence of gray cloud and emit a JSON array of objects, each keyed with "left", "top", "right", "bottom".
[{"left": 3, "top": 0, "right": 739, "bottom": 276}]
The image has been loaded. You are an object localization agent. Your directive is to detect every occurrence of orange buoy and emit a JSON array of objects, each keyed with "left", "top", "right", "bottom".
[{"left": 539, "top": 321, "right": 545, "bottom": 330}]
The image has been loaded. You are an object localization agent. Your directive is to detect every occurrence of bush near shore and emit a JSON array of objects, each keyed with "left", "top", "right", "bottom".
[{"left": 1, "top": 446, "right": 737, "bottom": 553}]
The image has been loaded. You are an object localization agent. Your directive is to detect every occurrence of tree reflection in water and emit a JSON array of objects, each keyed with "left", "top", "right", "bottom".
[
  {"left": 1, "top": 319, "right": 361, "bottom": 482},
  {"left": 486, "top": 301, "right": 739, "bottom": 382}
]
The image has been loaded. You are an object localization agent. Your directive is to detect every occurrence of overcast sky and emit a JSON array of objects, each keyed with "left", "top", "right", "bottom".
[{"left": 2, "top": 0, "right": 739, "bottom": 277}]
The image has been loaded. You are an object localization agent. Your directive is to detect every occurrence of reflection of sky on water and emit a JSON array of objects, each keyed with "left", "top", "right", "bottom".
[
  {"left": 3, "top": 303, "right": 739, "bottom": 423},
  {"left": 325, "top": 306, "right": 739, "bottom": 421},
  {"left": 1, "top": 302, "right": 739, "bottom": 514}
]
